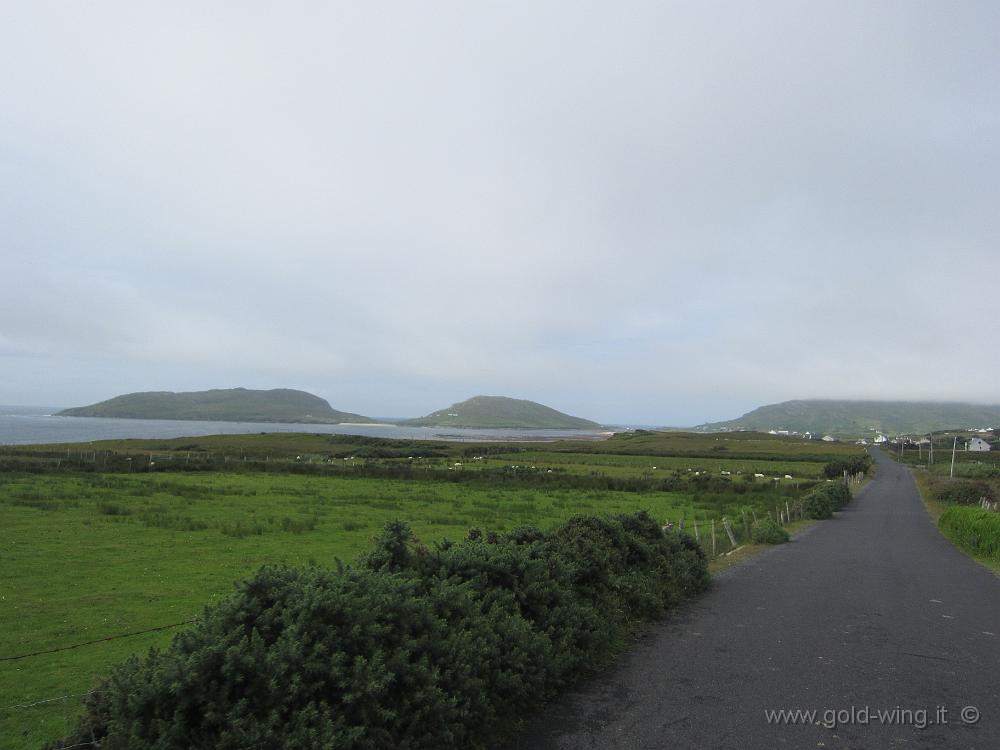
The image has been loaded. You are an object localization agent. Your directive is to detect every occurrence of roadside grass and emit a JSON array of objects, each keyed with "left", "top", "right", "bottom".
[{"left": 909, "top": 469, "right": 1000, "bottom": 577}]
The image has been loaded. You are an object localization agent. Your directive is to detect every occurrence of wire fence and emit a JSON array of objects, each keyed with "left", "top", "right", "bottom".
[
  {"left": 0, "top": 619, "right": 196, "bottom": 663},
  {"left": 666, "top": 472, "right": 866, "bottom": 560},
  {"left": 0, "top": 618, "right": 196, "bottom": 749}
]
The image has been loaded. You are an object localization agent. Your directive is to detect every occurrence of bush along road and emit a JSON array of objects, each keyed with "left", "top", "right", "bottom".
[
  {"left": 508, "top": 448, "right": 1000, "bottom": 749},
  {"left": 48, "top": 512, "right": 710, "bottom": 750}
]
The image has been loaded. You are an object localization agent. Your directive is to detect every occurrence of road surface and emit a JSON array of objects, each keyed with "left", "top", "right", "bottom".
[{"left": 507, "top": 449, "right": 1000, "bottom": 749}]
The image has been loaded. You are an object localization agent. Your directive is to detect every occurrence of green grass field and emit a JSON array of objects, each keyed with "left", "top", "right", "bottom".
[
  {"left": 0, "top": 431, "right": 867, "bottom": 749},
  {"left": 476, "top": 450, "right": 826, "bottom": 479},
  {"left": 1, "top": 473, "right": 705, "bottom": 748}
]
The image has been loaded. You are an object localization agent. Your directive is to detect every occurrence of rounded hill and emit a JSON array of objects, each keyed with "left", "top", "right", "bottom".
[
  {"left": 401, "top": 395, "right": 602, "bottom": 429},
  {"left": 57, "top": 388, "right": 374, "bottom": 424}
]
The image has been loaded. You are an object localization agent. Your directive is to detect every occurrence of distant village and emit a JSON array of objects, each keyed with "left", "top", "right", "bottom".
[{"left": 762, "top": 427, "right": 997, "bottom": 452}]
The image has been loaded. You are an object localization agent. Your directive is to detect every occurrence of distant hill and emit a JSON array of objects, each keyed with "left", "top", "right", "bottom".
[
  {"left": 401, "top": 396, "right": 602, "bottom": 429},
  {"left": 58, "top": 388, "right": 374, "bottom": 424},
  {"left": 696, "top": 400, "right": 1000, "bottom": 436}
]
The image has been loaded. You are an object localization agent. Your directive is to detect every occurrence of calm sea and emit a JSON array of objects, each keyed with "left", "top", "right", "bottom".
[{"left": 0, "top": 405, "right": 613, "bottom": 446}]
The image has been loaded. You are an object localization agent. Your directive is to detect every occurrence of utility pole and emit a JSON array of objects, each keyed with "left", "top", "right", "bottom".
[
  {"left": 929, "top": 435, "right": 934, "bottom": 464},
  {"left": 950, "top": 436, "right": 958, "bottom": 479}
]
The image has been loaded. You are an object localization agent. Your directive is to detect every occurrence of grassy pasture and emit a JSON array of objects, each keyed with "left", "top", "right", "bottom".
[
  {"left": 893, "top": 441, "right": 1000, "bottom": 480},
  {"left": 0, "top": 431, "right": 867, "bottom": 749},
  {"left": 2, "top": 472, "right": 704, "bottom": 748},
  {"left": 1, "top": 428, "right": 865, "bottom": 464},
  {"left": 543, "top": 430, "right": 866, "bottom": 461},
  {"left": 477, "top": 451, "right": 826, "bottom": 480}
]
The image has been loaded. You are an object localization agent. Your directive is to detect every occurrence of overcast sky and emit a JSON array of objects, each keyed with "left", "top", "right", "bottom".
[{"left": 1, "top": 1, "right": 998, "bottom": 425}]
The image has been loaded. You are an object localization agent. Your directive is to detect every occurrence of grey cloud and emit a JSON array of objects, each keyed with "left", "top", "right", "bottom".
[{"left": 1, "top": 1, "right": 998, "bottom": 424}]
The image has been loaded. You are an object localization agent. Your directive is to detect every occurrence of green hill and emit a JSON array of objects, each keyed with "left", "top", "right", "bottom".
[
  {"left": 57, "top": 388, "right": 374, "bottom": 424},
  {"left": 401, "top": 396, "right": 602, "bottom": 429},
  {"left": 696, "top": 400, "right": 1000, "bottom": 436}
]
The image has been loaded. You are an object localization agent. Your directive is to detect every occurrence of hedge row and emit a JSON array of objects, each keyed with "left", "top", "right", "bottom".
[
  {"left": 932, "top": 479, "right": 996, "bottom": 505},
  {"left": 822, "top": 455, "right": 872, "bottom": 479},
  {"left": 750, "top": 517, "right": 790, "bottom": 544},
  {"left": 52, "top": 512, "right": 710, "bottom": 750},
  {"left": 802, "top": 482, "right": 852, "bottom": 519}
]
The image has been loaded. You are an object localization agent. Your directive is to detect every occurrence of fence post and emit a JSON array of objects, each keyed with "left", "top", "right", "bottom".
[
  {"left": 711, "top": 519, "right": 717, "bottom": 557},
  {"left": 723, "top": 518, "right": 737, "bottom": 547}
]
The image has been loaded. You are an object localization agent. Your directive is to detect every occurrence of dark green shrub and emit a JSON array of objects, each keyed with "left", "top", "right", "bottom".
[
  {"left": 803, "top": 487, "right": 835, "bottom": 519},
  {"left": 802, "top": 482, "right": 852, "bottom": 519},
  {"left": 823, "top": 455, "right": 871, "bottom": 479},
  {"left": 934, "top": 480, "right": 995, "bottom": 505},
  {"left": 820, "top": 482, "right": 851, "bottom": 510},
  {"left": 751, "top": 518, "right": 789, "bottom": 544},
  {"left": 53, "top": 512, "right": 710, "bottom": 750}
]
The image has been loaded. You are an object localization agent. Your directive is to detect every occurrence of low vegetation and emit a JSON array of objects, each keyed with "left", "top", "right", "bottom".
[
  {"left": 750, "top": 517, "right": 789, "bottom": 544},
  {"left": 50, "top": 513, "right": 709, "bottom": 749},
  {"left": 931, "top": 479, "right": 995, "bottom": 505},
  {"left": 802, "top": 483, "right": 853, "bottom": 519},
  {"left": 938, "top": 506, "right": 1000, "bottom": 565},
  {"left": 899, "top": 454, "right": 1000, "bottom": 570},
  {"left": 0, "top": 430, "right": 869, "bottom": 749},
  {"left": 822, "top": 456, "right": 871, "bottom": 479}
]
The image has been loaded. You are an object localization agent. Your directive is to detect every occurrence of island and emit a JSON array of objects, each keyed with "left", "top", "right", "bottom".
[
  {"left": 57, "top": 388, "right": 375, "bottom": 424},
  {"left": 401, "top": 395, "right": 602, "bottom": 429}
]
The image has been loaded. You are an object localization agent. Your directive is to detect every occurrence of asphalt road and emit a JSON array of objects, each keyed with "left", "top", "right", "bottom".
[{"left": 507, "top": 448, "right": 1000, "bottom": 749}]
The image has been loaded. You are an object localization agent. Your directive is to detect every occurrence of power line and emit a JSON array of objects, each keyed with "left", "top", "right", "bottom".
[{"left": 0, "top": 619, "right": 195, "bottom": 662}]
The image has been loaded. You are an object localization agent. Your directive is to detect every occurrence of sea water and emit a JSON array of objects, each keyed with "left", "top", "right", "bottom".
[{"left": 0, "top": 405, "right": 612, "bottom": 446}]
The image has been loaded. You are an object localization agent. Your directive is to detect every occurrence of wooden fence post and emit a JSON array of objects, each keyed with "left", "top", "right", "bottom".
[{"left": 722, "top": 518, "right": 737, "bottom": 547}]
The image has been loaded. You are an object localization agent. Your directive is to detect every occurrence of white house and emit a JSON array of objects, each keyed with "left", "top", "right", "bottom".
[
  {"left": 968, "top": 437, "right": 992, "bottom": 452},
  {"left": 821, "top": 435, "right": 836, "bottom": 442},
  {"left": 873, "top": 434, "right": 888, "bottom": 444}
]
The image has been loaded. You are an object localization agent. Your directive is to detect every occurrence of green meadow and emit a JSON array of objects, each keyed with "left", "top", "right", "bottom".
[
  {"left": 2, "top": 473, "right": 700, "bottom": 748},
  {"left": 0, "top": 431, "right": 866, "bottom": 749}
]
